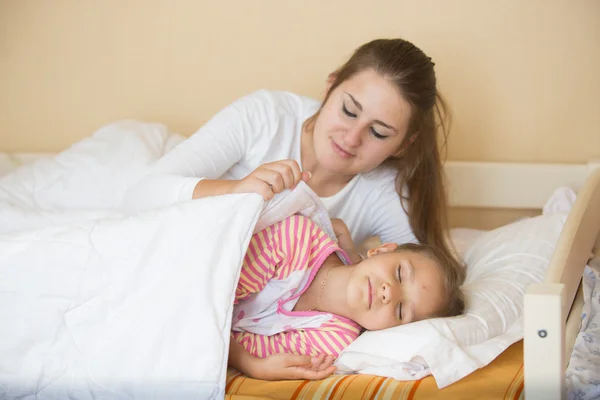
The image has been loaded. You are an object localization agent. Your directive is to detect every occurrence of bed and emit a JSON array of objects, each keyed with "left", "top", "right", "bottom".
[
  {"left": 221, "top": 162, "right": 600, "bottom": 400},
  {"left": 0, "top": 124, "right": 598, "bottom": 400}
]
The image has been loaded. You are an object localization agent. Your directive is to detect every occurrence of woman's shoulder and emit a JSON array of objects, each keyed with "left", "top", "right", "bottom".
[
  {"left": 357, "top": 166, "right": 398, "bottom": 188},
  {"left": 235, "top": 89, "right": 320, "bottom": 117},
  {"left": 353, "top": 167, "right": 407, "bottom": 208}
]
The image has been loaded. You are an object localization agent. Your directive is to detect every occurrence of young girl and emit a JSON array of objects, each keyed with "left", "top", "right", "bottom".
[{"left": 228, "top": 215, "right": 465, "bottom": 381}]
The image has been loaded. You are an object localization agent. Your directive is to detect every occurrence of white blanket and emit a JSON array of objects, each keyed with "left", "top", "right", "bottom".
[{"left": 0, "top": 121, "right": 333, "bottom": 399}]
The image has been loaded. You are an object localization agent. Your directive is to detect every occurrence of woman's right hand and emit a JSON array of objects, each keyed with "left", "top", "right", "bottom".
[
  {"left": 232, "top": 160, "right": 311, "bottom": 201},
  {"left": 250, "top": 353, "right": 336, "bottom": 381}
]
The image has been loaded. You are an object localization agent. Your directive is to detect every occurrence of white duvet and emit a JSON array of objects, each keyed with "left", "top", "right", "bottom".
[
  {"left": 0, "top": 121, "right": 332, "bottom": 399},
  {"left": 2, "top": 120, "right": 576, "bottom": 395}
]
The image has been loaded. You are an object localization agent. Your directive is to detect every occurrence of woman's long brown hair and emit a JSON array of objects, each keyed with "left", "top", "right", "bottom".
[{"left": 307, "top": 38, "right": 456, "bottom": 263}]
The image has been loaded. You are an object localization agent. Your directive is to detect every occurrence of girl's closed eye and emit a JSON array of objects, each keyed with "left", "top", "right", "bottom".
[{"left": 397, "top": 265, "right": 403, "bottom": 320}]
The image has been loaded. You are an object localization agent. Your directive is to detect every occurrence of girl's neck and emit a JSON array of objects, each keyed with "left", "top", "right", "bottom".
[{"left": 294, "top": 253, "right": 355, "bottom": 317}]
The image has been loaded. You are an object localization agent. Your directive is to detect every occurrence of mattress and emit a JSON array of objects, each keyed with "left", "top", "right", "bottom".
[{"left": 225, "top": 340, "right": 524, "bottom": 400}]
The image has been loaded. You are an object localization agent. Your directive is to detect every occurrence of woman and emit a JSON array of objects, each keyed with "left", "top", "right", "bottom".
[{"left": 122, "top": 37, "right": 452, "bottom": 258}]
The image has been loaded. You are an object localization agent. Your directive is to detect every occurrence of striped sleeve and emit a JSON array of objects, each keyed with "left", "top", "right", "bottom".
[
  {"left": 234, "top": 223, "right": 279, "bottom": 305},
  {"left": 270, "top": 214, "right": 332, "bottom": 281},
  {"left": 232, "top": 318, "right": 361, "bottom": 358},
  {"left": 235, "top": 214, "right": 330, "bottom": 304}
]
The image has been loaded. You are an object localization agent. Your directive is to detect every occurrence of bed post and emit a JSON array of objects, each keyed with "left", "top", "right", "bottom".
[{"left": 524, "top": 283, "right": 565, "bottom": 400}]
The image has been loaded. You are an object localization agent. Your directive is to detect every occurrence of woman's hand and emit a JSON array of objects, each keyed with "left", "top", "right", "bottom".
[
  {"left": 193, "top": 160, "right": 310, "bottom": 200},
  {"left": 331, "top": 218, "right": 362, "bottom": 264},
  {"left": 251, "top": 353, "right": 336, "bottom": 381},
  {"left": 232, "top": 160, "right": 311, "bottom": 200}
]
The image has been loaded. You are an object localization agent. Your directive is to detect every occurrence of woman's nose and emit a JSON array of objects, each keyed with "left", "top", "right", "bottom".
[{"left": 343, "top": 125, "right": 363, "bottom": 148}]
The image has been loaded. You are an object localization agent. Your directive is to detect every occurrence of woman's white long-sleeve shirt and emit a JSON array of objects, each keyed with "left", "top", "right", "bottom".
[{"left": 122, "top": 90, "right": 416, "bottom": 246}]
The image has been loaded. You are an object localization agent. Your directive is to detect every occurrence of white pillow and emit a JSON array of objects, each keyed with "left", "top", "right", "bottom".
[
  {"left": 0, "top": 120, "right": 184, "bottom": 212},
  {"left": 449, "top": 227, "right": 486, "bottom": 258},
  {"left": 335, "top": 212, "right": 567, "bottom": 388},
  {"left": 0, "top": 120, "right": 185, "bottom": 236}
]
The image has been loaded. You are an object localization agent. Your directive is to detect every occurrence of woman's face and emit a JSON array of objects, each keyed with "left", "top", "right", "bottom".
[{"left": 311, "top": 69, "right": 412, "bottom": 176}]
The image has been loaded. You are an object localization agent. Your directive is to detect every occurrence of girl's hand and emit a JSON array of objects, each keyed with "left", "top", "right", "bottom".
[
  {"left": 251, "top": 353, "right": 336, "bottom": 381},
  {"left": 331, "top": 218, "right": 362, "bottom": 264},
  {"left": 232, "top": 160, "right": 311, "bottom": 201}
]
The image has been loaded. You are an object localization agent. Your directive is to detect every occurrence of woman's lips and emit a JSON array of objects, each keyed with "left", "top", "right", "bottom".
[{"left": 331, "top": 140, "right": 354, "bottom": 158}]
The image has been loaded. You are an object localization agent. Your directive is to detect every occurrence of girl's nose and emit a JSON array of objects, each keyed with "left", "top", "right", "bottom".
[
  {"left": 380, "top": 282, "right": 391, "bottom": 304},
  {"left": 380, "top": 282, "right": 400, "bottom": 305}
]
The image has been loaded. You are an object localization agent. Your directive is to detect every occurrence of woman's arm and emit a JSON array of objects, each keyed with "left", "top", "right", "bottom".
[
  {"left": 122, "top": 96, "right": 251, "bottom": 210},
  {"left": 192, "top": 161, "right": 308, "bottom": 200},
  {"left": 123, "top": 91, "right": 309, "bottom": 209},
  {"left": 331, "top": 218, "right": 363, "bottom": 264}
]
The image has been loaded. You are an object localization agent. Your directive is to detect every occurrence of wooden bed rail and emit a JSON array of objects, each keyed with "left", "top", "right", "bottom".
[{"left": 524, "top": 168, "right": 600, "bottom": 400}]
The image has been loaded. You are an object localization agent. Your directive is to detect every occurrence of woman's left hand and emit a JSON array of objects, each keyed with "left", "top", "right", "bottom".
[{"left": 331, "top": 218, "right": 362, "bottom": 264}]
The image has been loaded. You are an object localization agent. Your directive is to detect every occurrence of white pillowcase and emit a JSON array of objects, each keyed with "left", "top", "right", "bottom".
[
  {"left": 0, "top": 121, "right": 185, "bottom": 236},
  {"left": 0, "top": 120, "right": 184, "bottom": 212},
  {"left": 335, "top": 212, "right": 567, "bottom": 388},
  {"left": 449, "top": 227, "right": 486, "bottom": 258}
]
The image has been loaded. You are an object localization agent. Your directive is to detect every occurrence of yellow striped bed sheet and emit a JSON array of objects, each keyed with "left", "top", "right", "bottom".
[{"left": 225, "top": 340, "right": 524, "bottom": 400}]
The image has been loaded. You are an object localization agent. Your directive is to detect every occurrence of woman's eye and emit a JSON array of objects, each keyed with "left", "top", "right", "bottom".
[
  {"left": 342, "top": 103, "right": 357, "bottom": 118},
  {"left": 370, "top": 127, "right": 387, "bottom": 139},
  {"left": 397, "top": 265, "right": 402, "bottom": 283}
]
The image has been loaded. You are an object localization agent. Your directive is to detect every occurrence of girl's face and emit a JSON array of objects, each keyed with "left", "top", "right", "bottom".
[
  {"left": 311, "top": 69, "right": 412, "bottom": 176},
  {"left": 344, "top": 245, "right": 446, "bottom": 331}
]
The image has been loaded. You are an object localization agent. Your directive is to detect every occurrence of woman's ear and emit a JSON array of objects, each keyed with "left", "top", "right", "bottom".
[
  {"left": 366, "top": 243, "right": 398, "bottom": 258},
  {"left": 393, "top": 134, "right": 417, "bottom": 157},
  {"left": 323, "top": 72, "right": 337, "bottom": 99}
]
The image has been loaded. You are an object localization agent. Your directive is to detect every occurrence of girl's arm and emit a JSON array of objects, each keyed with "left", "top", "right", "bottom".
[
  {"left": 232, "top": 319, "right": 360, "bottom": 361},
  {"left": 228, "top": 335, "right": 336, "bottom": 380},
  {"left": 228, "top": 336, "right": 261, "bottom": 377}
]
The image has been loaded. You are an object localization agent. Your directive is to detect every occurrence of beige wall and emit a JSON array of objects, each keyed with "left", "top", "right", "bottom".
[{"left": 1, "top": 0, "right": 599, "bottom": 163}]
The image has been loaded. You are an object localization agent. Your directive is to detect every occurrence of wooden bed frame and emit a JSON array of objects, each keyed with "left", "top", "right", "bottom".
[
  {"left": 447, "top": 160, "right": 600, "bottom": 400},
  {"left": 1, "top": 153, "right": 599, "bottom": 399},
  {"left": 523, "top": 167, "right": 600, "bottom": 400}
]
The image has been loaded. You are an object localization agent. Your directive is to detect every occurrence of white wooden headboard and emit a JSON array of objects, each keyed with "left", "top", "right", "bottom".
[
  {"left": 1, "top": 153, "right": 598, "bottom": 211},
  {"left": 447, "top": 160, "right": 600, "bottom": 209}
]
